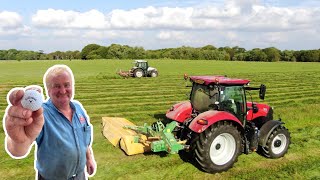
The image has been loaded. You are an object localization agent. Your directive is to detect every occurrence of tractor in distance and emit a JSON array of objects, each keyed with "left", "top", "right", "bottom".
[
  {"left": 117, "top": 60, "right": 158, "bottom": 78},
  {"left": 120, "top": 75, "right": 291, "bottom": 173}
]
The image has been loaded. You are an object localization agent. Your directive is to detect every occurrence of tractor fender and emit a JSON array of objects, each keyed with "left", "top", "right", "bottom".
[
  {"left": 166, "top": 101, "right": 192, "bottom": 123},
  {"left": 188, "top": 110, "right": 243, "bottom": 133},
  {"left": 259, "top": 120, "right": 284, "bottom": 147}
]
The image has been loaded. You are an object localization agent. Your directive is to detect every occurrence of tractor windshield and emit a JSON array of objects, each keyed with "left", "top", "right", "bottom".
[
  {"left": 135, "top": 62, "right": 148, "bottom": 69},
  {"left": 220, "top": 86, "right": 246, "bottom": 121},
  {"left": 190, "top": 83, "right": 219, "bottom": 112}
]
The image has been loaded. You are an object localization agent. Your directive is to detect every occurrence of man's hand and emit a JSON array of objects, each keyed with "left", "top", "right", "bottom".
[{"left": 4, "top": 87, "right": 44, "bottom": 158}]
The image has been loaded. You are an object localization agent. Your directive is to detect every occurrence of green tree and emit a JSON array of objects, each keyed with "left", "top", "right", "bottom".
[
  {"left": 300, "top": 50, "right": 320, "bottom": 62},
  {"left": 128, "top": 46, "right": 146, "bottom": 59},
  {"left": 81, "top": 44, "right": 101, "bottom": 60},
  {"left": 246, "top": 49, "right": 267, "bottom": 61},
  {"left": 201, "top": 45, "right": 217, "bottom": 50},
  {"left": 0, "top": 50, "right": 7, "bottom": 60},
  {"left": 95, "top": 46, "right": 109, "bottom": 59},
  {"left": 263, "top": 47, "right": 281, "bottom": 62},
  {"left": 107, "top": 44, "right": 123, "bottom": 59},
  {"left": 6, "top": 49, "right": 19, "bottom": 60},
  {"left": 281, "top": 50, "right": 296, "bottom": 62}
]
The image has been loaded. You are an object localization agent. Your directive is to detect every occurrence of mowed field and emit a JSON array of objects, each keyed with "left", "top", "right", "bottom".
[{"left": 0, "top": 60, "right": 320, "bottom": 180}]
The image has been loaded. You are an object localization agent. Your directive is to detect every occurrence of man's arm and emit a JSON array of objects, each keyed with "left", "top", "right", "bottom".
[
  {"left": 4, "top": 88, "right": 44, "bottom": 158},
  {"left": 86, "top": 147, "right": 96, "bottom": 176}
]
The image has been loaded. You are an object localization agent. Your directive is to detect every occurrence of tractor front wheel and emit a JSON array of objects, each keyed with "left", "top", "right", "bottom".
[
  {"left": 259, "top": 126, "right": 290, "bottom": 158},
  {"left": 193, "top": 121, "right": 241, "bottom": 173},
  {"left": 134, "top": 69, "right": 144, "bottom": 78},
  {"left": 150, "top": 71, "right": 158, "bottom": 77}
]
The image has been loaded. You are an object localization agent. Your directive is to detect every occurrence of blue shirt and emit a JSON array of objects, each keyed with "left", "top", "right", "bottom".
[{"left": 36, "top": 99, "right": 92, "bottom": 180}]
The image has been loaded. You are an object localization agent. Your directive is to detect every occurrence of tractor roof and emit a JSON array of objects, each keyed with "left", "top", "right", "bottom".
[
  {"left": 134, "top": 60, "right": 147, "bottom": 63},
  {"left": 190, "top": 76, "right": 250, "bottom": 86}
]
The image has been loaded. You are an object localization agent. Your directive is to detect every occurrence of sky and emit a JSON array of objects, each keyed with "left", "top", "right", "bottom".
[{"left": 0, "top": 0, "right": 319, "bottom": 53}]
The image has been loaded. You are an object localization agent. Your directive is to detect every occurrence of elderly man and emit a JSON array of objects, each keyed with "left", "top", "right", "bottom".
[{"left": 4, "top": 64, "right": 96, "bottom": 180}]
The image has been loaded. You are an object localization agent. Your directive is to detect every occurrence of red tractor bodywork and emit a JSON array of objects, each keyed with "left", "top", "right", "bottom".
[
  {"left": 246, "top": 102, "right": 271, "bottom": 121},
  {"left": 166, "top": 101, "right": 192, "bottom": 123},
  {"left": 166, "top": 101, "right": 243, "bottom": 133},
  {"left": 188, "top": 110, "right": 242, "bottom": 133}
]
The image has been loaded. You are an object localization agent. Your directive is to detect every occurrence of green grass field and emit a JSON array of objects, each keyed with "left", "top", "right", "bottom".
[{"left": 0, "top": 60, "right": 320, "bottom": 179}]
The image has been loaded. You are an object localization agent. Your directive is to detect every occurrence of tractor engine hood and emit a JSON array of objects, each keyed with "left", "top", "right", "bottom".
[
  {"left": 246, "top": 102, "right": 272, "bottom": 121},
  {"left": 148, "top": 67, "right": 157, "bottom": 71}
]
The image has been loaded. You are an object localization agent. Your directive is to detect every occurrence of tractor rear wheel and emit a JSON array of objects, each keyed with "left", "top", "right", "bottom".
[
  {"left": 134, "top": 69, "right": 144, "bottom": 78},
  {"left": 259, "top": 126, "right": 290, "bottom": 158},
  {"left": 193, "top": 121, "right": 241, "bottom": 173}
]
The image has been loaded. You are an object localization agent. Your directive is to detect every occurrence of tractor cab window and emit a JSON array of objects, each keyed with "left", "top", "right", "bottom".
[
  {"left": 220, "top": 86, "right": 246, "bottom": 121},
  {"left": 190, "top": 83, "right": 218, "bottom": 113},
  {"left": 136, "top": 62, "right": 147, "bottom": 69}
]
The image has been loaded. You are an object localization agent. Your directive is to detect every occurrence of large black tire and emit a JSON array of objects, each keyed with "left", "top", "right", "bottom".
[
  {"left": 134, "top": 69, "right": 144, "bottom": 78},
  {"left": 193, "top": 121, "right": 242, "bottom": 173},
  {"left": 258, "top": 126, "right": 290, "bottom": 158}
]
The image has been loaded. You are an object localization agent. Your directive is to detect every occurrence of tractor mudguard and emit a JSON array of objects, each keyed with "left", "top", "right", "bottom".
[
  {"left": 246, "top": 102, "right": 271, "bottom": 121},
  {"left": 188, "top": 110, "right": 242, "bottom": 133},
  {"left": 166, "top": 101, "right": 192, "bottom": 123},
  {"left": 259, "top": 120, "right": 284, "bottom": 147}
]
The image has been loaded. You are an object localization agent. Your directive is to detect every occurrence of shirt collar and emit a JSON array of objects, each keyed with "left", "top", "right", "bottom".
[{"left": 46, "top": 99, "right": 75, "bottom": 112}]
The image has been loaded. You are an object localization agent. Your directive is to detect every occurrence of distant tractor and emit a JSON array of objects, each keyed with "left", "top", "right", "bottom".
[{"left": 117, "top": 60, "right": 158, "bottom": 78}]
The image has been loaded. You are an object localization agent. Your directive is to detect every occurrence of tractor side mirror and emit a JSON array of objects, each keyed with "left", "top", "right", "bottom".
[
  {"left": 184, "top": 73, "right": 189, "bottom": 80},
  {"left": 184, "top": 74, "right": 192, "bottom": 87},
  {"left": 259, "top": 84, "right": 266, "bottom": 100}
]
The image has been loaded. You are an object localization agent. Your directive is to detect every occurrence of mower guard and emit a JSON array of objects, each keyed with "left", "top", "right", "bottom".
[{"left": 102, "top": 117, "right": 151, "bottom": 155}]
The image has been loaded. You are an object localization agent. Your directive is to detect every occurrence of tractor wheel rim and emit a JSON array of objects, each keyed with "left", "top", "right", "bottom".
[
  {"left": 136, "top": 71, "right": 143, "bottom": 77},
  {"left": 151, "top": 72, "right": 157, "bottom": 77},
  {"left": 209, "top": 133, "right": 236, "bottom": 165},
  {"left": 271, "top": 134, "right": 287, "bottom": 154}
]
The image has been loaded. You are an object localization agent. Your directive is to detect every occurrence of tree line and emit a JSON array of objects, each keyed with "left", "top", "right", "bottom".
[{"left": 0, "top": 44, "right": 319, "bottom": 62}]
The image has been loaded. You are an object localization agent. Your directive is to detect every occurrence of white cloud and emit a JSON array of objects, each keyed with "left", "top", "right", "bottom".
[
  {"left": 0, "top": 11, "right": 31, "bottom": 37},
  {"left": 32, "top": 9, "right": 109, "bottom": 29},
  {"left": 108, "top": 6, "right": 194, "bottom": 29},
  {"left": 156, "top": 31, "right": 186, "bottom": 40},
  {"left": 0, "top": 11, "right": 23, "bottom": 28},
  {"left": 28, "top": 4, "right": 320, "bottom": 33}
]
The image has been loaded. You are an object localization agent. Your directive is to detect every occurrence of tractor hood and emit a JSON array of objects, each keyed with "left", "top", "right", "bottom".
[{"left": 148, "top": 67, "right": 157, "bottom": 71}]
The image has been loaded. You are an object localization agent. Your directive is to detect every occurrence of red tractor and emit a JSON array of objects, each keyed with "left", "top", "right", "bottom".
[
  {"left": 164, "top": 75, "right": 291, "bottom": 173},
  {"left": 104, "top": 75, "right": 291, "bottom": 173}
]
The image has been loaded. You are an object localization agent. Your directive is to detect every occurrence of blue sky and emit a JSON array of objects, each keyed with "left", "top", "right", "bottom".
[{"left": 0, "top": 0, "right": 319, "bottom": 53}]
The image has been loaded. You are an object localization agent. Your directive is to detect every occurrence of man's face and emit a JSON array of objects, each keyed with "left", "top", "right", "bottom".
[{"left": 48, "top": 71, "right": 73, "bottom": 107}]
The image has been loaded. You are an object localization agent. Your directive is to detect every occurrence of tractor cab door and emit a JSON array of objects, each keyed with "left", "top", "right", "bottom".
[{"left": 220, "top": 86, "right": 246, "bottom": 122}]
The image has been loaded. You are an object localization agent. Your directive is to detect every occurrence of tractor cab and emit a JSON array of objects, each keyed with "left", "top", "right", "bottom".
[
  {"left": 189, "top": 76, "right": 252, "bottom": 122},
  {"left": 133, "top": 60, "right": 148, "bottom": 70}
]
